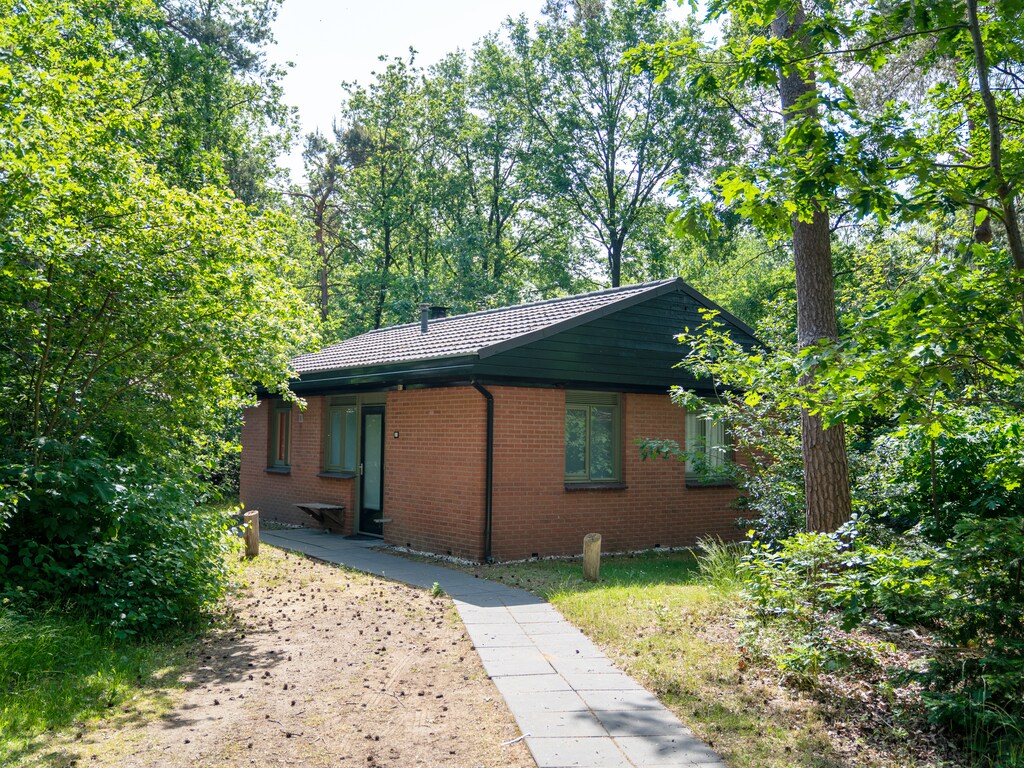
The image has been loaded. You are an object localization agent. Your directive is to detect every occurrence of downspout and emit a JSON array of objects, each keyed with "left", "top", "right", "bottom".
[{"left": 471, "top": 381, "right": 495, "bottom": 564}]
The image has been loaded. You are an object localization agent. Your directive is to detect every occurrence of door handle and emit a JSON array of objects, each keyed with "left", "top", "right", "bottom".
[{"left": 359, "top": 462, "right": 364, "bottom": 476}]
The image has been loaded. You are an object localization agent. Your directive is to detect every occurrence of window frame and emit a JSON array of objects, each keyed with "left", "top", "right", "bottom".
[
  {"left": 323, "top": 397, "right": 358, "bottom": 474},
  {"left": 268, "top": 401, "right": 292, "bottom": 469},
  {"left": 684, "top": 401, "right": 733, "bottom": 482},
  {"left": 564, "top": 391, "right": 621, "bottom": 484}
]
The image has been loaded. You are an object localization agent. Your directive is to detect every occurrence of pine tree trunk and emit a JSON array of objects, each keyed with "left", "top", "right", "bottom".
[{"left": 773, "top": 4, "right": 852, "bottom": 533}]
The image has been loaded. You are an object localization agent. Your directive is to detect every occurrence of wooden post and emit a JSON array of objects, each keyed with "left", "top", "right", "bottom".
[
  {"left": 583, "top": 533, "right": 601, "bottom": 582},
  {"left": 243, "top": 510, "right": 260, "bottom": 558}
]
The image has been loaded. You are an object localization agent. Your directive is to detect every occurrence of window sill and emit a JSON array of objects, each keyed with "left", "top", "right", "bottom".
[
  {"left": 265, "top": 466, "right": 291, "bottom": 475},
  {"left": 685, "top": 477, "right": 735, "bottom": 488},
  {"left": 319, "top": 471, "right": 357, "bottom": 480},
  {"left": 565, "top": 482, "right": 628, "bottom": 492}
]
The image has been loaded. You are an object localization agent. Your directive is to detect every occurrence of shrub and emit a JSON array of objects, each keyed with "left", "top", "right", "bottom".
[
  {"left": 0, "top": 455, "right": 239, "bottom": 639},
  {"left": 695, "top": 536, "right": 749, "bottom": 594},
  {"left": 912, "top": 515, "right": 1024, "bottom": 761},
  {"left": 741, "top": 532, "right": 901, "bottom": 682}
]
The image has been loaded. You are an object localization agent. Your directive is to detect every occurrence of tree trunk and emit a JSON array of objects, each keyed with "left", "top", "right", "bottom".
[
  {"left": 965, "top": 0, "right": 1024, "bottom": 274},
  {"left": 373, "top": 226, "right": 393, "bottom": 330},
  {"left": 773, "top": 4, "right": 852, "bottom": 533},
  {"left": 314, "top": 196, "right": 329, "bottom": 324},
  {"left": 609, "top": 235, "right": 623, "bottom": 287}
]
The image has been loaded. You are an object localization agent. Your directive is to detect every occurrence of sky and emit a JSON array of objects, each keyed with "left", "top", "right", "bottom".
[
  {"left": 270, "top": 0, "right": 549, "bottom": 181},
  {"left": 269, "top": 1, "right": 695, "bottom": 182}
]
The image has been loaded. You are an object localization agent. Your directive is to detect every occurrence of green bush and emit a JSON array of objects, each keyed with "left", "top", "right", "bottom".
[
  {"left": 742, "top": 532, "right": 900, "bottom": 682},
  {"left": 912, "top": 515, "right": 1024, "bottom": 761},
  {"left": 741, "top": 518, "right": 1024, "bottom": 761},
  {"left": 0, "top": 454, "right": 239, "bottom": 639},
  {"left": 893, "top": 415, "right": 1024, "bottom": 541}
]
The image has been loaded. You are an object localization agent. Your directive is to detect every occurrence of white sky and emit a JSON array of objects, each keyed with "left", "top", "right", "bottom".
[
  {"left": 270, "top": 1, "right": 697, "bottom": 182},
  {"left": 270, "top": 0, "right": 548, "bottom": 181}
]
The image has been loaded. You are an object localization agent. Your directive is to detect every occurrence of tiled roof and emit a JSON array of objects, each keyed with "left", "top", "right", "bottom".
[{"left": 291, "top": 279, "right": 681, "bottom": 375}]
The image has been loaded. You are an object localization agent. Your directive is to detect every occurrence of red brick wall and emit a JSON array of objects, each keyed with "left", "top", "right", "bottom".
[
  {"left": 239, "top": 385, "right": 743, "bottom": 561},
  {"left": 488, "top": 387, "right": 742, "bottom": 561},
  {"left": 382, "top": 387, "right": 488, "bottom": 560},
  {"left": 240, "top": 398, "right": 356, "bottom": 532}
]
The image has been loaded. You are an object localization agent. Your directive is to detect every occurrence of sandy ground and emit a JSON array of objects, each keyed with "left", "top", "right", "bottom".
[{"left": 40, "top": 546, "right": 535, "bottom": 768}]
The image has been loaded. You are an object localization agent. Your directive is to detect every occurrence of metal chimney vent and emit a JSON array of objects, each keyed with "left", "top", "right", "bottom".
[{"left": 419, "top": 304, "right": 449, "bottom": 333}]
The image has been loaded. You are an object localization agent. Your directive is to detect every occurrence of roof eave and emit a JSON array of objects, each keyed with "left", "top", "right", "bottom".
[{"left": 288, "top": 355, "right": 480, "bottom": 392}]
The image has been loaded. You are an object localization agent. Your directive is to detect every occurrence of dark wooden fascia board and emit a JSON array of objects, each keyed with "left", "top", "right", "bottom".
[
  {"left": 672, "top": 281, "right": 762, "bottom": 345},
  {"left": 477, "top": 278, "right": 762, "bottom": 360},
  {"left": 289, "top": 356, "right": 478, "bottom": 392},
  {"left": 477, "top": 279, "right": 685, "bottom": 360}
]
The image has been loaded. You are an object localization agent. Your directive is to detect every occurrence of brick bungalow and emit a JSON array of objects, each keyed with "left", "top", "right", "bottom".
[{"left": 239, "top": 278, "right": 758, "bottom": 562}]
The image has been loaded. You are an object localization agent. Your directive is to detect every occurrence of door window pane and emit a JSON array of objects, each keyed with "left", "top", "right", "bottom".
[
  {"left": 343, "top": 407, "right": 357, "bottom": 471},
  {"left": 363, "top": 413, "right": 382, "bottom": 510}
]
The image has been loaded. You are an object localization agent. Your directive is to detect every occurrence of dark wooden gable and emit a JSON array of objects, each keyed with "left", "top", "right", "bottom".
[{"left": 474, "top": 286, "right": 757, "bottom": 393}]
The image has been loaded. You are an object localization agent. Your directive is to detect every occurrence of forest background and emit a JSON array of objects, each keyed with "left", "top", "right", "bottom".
[{"left": 1, "top": 0, "right": 1022, "bottom": 763}]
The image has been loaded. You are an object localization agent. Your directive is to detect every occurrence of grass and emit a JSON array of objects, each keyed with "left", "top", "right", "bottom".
[
  {"left": 0, "top": 501, "right": 242, "bottom": 765},
  {"left": 467, "top": 548, "right": 927, "bottom": 768},
  {"left": 0, "top": 607, "right": 194, "bottom": 765}
]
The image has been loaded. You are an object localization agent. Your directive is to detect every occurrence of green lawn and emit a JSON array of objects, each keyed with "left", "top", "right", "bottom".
[
  {"left": 466, "top": 550, "right": 936, "bottom": 768},
  {"left": 0, "top": 607, "right": 195, "bottom": 765}
]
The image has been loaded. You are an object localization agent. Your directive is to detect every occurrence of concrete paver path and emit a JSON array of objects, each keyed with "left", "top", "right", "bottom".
[{"left": 263, "top": 528, "right": 726, "bottom": 768}]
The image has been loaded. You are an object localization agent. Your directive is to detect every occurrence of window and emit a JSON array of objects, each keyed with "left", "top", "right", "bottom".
[
  {"left": 268, "top": 401, "right": 291, "bottom": 468},
  {"left": 565, "top": 392, "right": 620, "bottom": 482},
  {"left": 685, "top": 402, "right": 731, "bottom": 479},
  {"left": 324, "top": 398, "right": 358, "bottom": 473}
]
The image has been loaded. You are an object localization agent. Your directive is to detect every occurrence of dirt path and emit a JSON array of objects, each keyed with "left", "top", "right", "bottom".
[{"left": 53, "top": 546, "right": 535, "bottom": 767}]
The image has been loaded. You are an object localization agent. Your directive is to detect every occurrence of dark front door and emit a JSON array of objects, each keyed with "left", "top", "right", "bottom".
[{"left": 359, "top": 406, "right": 385, "bottom": 536}]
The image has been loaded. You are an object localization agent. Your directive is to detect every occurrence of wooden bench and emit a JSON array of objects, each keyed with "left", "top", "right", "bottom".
[{"left": 294, "top": 502, "right": 346, "bottom": 533}]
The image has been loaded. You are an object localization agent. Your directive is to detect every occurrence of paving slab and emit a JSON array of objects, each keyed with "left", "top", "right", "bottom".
[
  {"left": 525, "top": 736, "right": 633, "bottom": 768},
  {"left": 615, "top": 735, "right": 726, "bottom": 767},
  {"left": 491, "top": 674, "right": 575, "bottom": 695},
  {"left": 465, "top": 625, "right": 535, "bottom": 648},
  {"left": 262, "top": 529, "right": 725, "bottom": 768},
  {"left": 577, "top": 688, "right": 665, "bottom": 711},
  {"left": 593, "top": 709, "right": 695, "bottom": 738},
  {"left": 502, "top": 689, "right": 590, "bottom": 713}
]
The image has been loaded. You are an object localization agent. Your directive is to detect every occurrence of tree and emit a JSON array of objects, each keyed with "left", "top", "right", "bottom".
[
  {"left": 290, "top": 131, "right": 356, "bottom": 326},
  {"left": 340, "top": 55, "right": 428, "bottom": 330},
  {"left": 651, "top": 0, "right": 1024, "bottom": 532},
  {"left": 769, "top": 3, "right": 852, "bottom": 531},
  {"left": 0, "top": 0, "right": 312, "bottom": 634},
  {"left": 488, "top": 0, "right": 733, "bottom": 286},
  {"left": 112, "top": 0, "right": 295, "bottom": 204}
]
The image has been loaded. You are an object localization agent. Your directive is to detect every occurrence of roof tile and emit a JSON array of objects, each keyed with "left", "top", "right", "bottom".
[{"left": 291, "top": 279, "right": 676, "bottom": 374}]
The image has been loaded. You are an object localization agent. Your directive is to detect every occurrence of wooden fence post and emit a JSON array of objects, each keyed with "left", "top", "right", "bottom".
[
  {"left": 243, "top": 510, "right": 260, "bottom": 558},
  {"left": 583, "top": 533, "right": 601, "bottom": 582}
]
